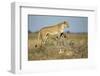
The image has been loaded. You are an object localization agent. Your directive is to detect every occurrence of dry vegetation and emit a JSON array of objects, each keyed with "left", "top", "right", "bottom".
[{"left": 28, "top": 32, "right": 88, "bottom": 60}]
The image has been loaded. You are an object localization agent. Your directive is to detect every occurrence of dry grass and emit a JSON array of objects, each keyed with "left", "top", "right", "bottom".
[{"left": 28, "top": 32, "right": 88, "bottom": 60}]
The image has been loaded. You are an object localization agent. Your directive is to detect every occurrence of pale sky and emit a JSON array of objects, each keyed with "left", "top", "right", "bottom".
[{"left": 28, "top": 15, "right": 88, "bottom": 33}]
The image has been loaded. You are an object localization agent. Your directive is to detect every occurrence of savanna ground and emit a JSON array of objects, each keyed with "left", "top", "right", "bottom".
[{"left": 28, "top": 32, "right": 88, "bottom": 60}]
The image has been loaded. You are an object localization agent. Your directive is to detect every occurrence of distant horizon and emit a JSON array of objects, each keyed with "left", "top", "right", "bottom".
[
  {"left": 28, "top": 15, "right": 88, "bottom": 33},
  {"left": 28, "top": 30, "right": 88, "bottom": 33}
]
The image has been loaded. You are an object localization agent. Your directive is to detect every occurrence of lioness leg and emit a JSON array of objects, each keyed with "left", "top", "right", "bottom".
[{"left": 41, "top": 33, "right": 49, "bottom": 45}]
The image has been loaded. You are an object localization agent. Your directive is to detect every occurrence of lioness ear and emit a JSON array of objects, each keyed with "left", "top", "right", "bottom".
[{"left": 64, "top": 21, "right": 67, "bottom": 24}]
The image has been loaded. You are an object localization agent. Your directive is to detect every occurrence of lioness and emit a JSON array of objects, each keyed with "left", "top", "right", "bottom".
[{"left": 35, "top": 21, "right": 69, "bottom": 47}]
